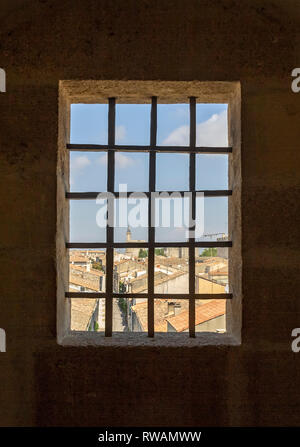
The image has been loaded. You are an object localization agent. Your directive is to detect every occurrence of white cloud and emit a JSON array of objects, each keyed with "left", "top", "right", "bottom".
[
  {"left": 71, "top": 155, "right": 91, "bottom": 171},
  {"left": 70, "top": 155, "right": 91, "bottom": 185},
  {"left": 196, "top": 111, "right": 228, "bottom": 147},
  {"left": 115, "top": 152, "right": 135, "bottom": 169},
  {"left": 97, "top": 154, "right": 108, "bottom": 166},
  {"left": 116, "top": 125, "right": 126, "bottom": 142},
  {"left": 97, "top": 152, "right": 135, "bottom": 169},
  {"left": 162, "top": 110, "right": 228, "bottom": 147},
  {"left": 162, "top": 125, "right": 188, "bottom": 146}
]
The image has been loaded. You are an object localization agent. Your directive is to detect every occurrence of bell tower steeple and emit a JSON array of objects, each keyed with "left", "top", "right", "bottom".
[{"left": 126, "top": 226, "right": 132, "bottom": 242}]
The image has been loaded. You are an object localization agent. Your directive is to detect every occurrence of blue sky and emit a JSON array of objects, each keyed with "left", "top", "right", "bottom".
[{"left": 70, "top": 103, "right": 228, "bottom": 243}]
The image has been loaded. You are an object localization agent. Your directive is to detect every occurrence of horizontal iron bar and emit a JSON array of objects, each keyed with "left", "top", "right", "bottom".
[
  {"left": 66, "top": 292, "right": 106, "bottom": 298},
  {"left": 156, "top": 241, "right": 232, "bottom": 248},
  {"left": 67, "top": 144, "right": 232, "bottom": 154},
  {"left": 67, "top": 241, "right": 232, "bottom": 249},
  {"left": 66, "top": 190, "right": 232, "bottom": 199},
  {"left": 115, "top": 293, "right": 231, "bottom": 300},
  {"left": 65, "top": 292, "right": 232, "bottom": 299}
]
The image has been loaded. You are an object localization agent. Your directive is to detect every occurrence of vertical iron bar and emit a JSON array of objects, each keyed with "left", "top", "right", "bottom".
[
  {"left": 105, "top": 98, "right": 115, "bottom": 336},
  {"left": 189, "top": 97, "right": 196, "bottom": 337},
  {"left": 148, "top": 97, "right": 157, "bottom": 337}
]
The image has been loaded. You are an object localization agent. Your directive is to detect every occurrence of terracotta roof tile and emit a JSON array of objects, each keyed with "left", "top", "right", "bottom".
[
  {"left": 166, "top": 299, "right": 226, "bottom": 332},
  {"left": 131, "top": 298, "right": 189, "bottom": 332},
  {"left": 71, "top": 298, "right": 98, "bottom": 331},
  {"left": 70, "top": 264, "right": 104, "bottom": 277},
  {"left": 69, "top": 275, "right": 100, "bottom": 292}
]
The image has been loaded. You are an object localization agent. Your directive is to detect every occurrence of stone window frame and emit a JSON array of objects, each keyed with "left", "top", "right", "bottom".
[{"left": 57, "top": 80, "right": 241, "bottom": 347}]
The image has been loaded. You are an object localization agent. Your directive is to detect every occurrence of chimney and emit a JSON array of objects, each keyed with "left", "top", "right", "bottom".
[
  {"left": 86, "top": 263, "right": 91, "bottom": 272},
  {"left": 167, "top": 302, "right": 175, "bottom": 316},
  {"left": 174, "top": 303, "right": 181, "bottom": 315}
]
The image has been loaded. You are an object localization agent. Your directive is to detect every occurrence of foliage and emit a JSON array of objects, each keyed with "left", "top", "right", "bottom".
[
  {"left": 138, "top": 248, "right": 148, "bottom": 258},
  {"left": 119, "top": 281, "right": 126, "bottom": 293},
  {"left": 155, "top": 248, "right": 166, "bottom": 256},
  {"left": 92, "top": 262, "right": 104, "bottom": 271},
  {"left": 118, "top": 297, "right": 127, "bottom": 313},
  {"left": 201, "top": 248, "right": 217, "bottom": 257}
]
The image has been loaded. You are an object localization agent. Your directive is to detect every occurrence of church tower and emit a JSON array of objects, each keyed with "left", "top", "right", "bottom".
[{"left": 126, "top": 227, "right": 132, "bottom": 242}]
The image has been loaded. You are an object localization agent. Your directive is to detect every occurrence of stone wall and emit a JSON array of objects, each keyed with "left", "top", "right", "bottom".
[{"left": 0, "top": 0, "right": 300, "bottom": 426}]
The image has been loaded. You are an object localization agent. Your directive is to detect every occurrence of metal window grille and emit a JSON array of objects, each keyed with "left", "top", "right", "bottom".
[{"left": 66, "top": 97, "right": 232, "bottom": 337}]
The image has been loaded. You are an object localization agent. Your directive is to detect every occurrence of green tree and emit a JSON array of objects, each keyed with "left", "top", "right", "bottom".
[
  {"left": 119, "top": 281, "right": 126, "bottom": 293},
  {"left": 92, "top": 262, "right": 104, "bottom": 271},
  {"left": 118, "top": 297, "right": 127, "bottom": 313},
  {"left": 138, "top": 248, "right": 148, "bottom": 258},
  {"left": 155, "top": 248, "right": 166, "bottom": 256},
  {"left": 201, "top": 248, "right": 217, "bottom": 257}
]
